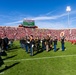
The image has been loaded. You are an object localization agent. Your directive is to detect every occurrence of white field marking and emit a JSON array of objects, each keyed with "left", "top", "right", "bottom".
[
  {"left": 4, "top": 54, "right": 76, "bottom": 63},
  {"left": 0, "top": 72, "right": 4, "bottom": 74}
]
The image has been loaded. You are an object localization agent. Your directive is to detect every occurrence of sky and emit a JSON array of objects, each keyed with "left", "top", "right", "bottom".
[{"left": 0, "top": 0, "right": 76, "bottom": 29}]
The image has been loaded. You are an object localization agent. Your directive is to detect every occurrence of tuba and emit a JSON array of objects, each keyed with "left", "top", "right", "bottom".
[{"left": 60, "top": 31, "right": 64, "bottom": 37}]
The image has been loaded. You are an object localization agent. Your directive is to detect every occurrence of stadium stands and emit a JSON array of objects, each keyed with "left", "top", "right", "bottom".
[{"left": 0, "top": 26, "right": 76, "bottom": 43}]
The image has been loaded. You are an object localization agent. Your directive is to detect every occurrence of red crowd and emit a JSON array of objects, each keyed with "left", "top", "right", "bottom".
[{"left": 0, "top": 26, "right": 76, "bottom": 44}]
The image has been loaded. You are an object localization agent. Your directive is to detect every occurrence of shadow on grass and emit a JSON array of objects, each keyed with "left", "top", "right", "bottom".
[
  {"left": 56, "top": 48, "right": 60, "bottom": 51},
  {"left": 7, "top": 46, "right": 21, "bottom": 52},
  {"left": 8, "top": 46, "right": 21, "bottom": 50},
  {"left": 0, "top": 62, "right": 20, "bottom": 73},
  {"left": 0, "top": 51, "right": 7, "bottom": 56},
  {"left": 33, "top": 49, "right": 43, "bottom": 56},
  {"left": 3, "top": 55, "right": 17, "bottom": 60}
]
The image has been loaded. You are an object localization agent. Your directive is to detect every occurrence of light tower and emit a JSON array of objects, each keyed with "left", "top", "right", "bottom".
[
  {"left": 66, "top": 6, "right": 71, "bottom": 29},
  {"left": 66, "top": 6, "right": 71, "bottom": 40}
]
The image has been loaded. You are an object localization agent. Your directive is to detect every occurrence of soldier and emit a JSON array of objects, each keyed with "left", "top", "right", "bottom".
[
  {"left": 53, "top": 36, "right": 58, "bottom": 52},
  {"left": 35, "top": 36, "right": 41, "bottom": 53},
  {"left": 0, "top": 36, "right": 2, "bottom": 51},
  {"left": 45, "top": 35, "right": 50, "bottom": 52},
  {"left": 37, "top": 37, "right": 41, "bottom": 50},
  {"left": 61, "top": 36, "right": 65, "bottom": 51},
  {"left": 20, "top": 37, "right": 25, "bottom": 49},
  {"left": 3, "top": 35, "right": 9, "bottom": 51},
  {"left": 41, "top": 37, "right": 46, "bottom": 51},
  {"left": 25, "top": 36, "right": 30, "bottom": 53},
  {"left": 0, "top": 37, "right": 6, "bottom": 67},
  {"left": 34, "top": 37, "right": 38, "bottom": 52},
  {"left": 49, "top": 37, "right": 53, "bottom": 50},
  {"left": 29, "top": 35, "right": 34, "bottom": 56}
]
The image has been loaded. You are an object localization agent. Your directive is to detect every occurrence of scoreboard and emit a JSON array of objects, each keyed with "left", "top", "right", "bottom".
[{"left": 23, "top": 20, "right": 35, "bottom": 27}]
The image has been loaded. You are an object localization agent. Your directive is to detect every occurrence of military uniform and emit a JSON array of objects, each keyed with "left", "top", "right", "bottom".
[
  {"left": 53, "top": 36, "right": 58, "bottom": 52},
  {"left": 61, "top": 36, "right": 65, "bottom": 51}
]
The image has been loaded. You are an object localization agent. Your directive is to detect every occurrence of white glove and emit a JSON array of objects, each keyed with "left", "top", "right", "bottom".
[
  {"left": 27, "top": 41, "right": 30, "bottom": 43},
  {"left": 32, "top": 44, "right": 34, "bottom": 48}
]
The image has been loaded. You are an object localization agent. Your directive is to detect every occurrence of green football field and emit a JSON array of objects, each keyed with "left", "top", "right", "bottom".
[{"left": 0, "top": 41, "right": 76, "bottom": 75}]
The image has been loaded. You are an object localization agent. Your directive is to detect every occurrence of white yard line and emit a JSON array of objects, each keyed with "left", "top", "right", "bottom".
[
  {"left": 4, "top": 54, "right": 76, "bottom": 62},
  {"left": 0, "top": 72, "right": 4, "bottom": 75}
]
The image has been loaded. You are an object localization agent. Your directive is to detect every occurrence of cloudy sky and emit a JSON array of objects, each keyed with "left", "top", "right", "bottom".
[{"left": 0, "top": 0, "right": 76, "bottom": 29}]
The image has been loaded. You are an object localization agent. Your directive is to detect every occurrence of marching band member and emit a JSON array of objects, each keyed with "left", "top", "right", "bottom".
[
  {"left": 29, "top": 35, "right": 34, "bottom": 56},
  {"left": 53, "top": 36, "right": 58, "bottom": 52},
  {"left": 60, "top": 31, "right": 65, "bottom": 51},
  {"left": 49, "top": 37, "right": 53, "bottom": 50}
]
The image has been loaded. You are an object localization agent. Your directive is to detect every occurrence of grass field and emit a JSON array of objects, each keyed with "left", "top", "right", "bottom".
[{"left": 0, "top": 41, "right": 76, "bottom": 75}]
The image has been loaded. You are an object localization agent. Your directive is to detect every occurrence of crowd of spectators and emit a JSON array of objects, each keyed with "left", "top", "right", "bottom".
[{"left": 0, "top": 26, "right": 76, "bottom": 43}]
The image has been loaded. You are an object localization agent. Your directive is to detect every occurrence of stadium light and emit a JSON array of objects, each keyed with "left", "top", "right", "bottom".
[
  {"left": 66, "top": 6, "right": 71, "bottom": 29},
  {"left": 66, "top": 6, "right": 71, "bottom": 40}
]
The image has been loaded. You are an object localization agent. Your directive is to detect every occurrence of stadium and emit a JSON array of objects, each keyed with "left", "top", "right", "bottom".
[
  {"left": 0, "top": 20, "right": 76, "bottom": 43},
  {"left": 0, "top": 0, "right": 76, "bottom": 75},
  {"left": 0, "top": 18, "right": 76, "bottom": 75}
]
